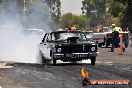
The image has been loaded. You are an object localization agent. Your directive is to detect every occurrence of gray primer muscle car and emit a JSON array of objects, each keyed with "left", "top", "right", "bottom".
[{"left": 38, "top": 30, "right": 99, "bottom": 65}]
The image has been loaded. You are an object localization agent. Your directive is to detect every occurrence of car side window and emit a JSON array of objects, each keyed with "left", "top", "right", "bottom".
[
  {"left": 46, "top": 33, "right": 52, "bottom": 42},
  {"left": 42, "top": 33, "right": 48, "bottom": 43}
]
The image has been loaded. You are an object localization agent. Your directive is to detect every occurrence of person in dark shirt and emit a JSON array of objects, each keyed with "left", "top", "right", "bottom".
[{"left": 130, "top": 34, "right": 132, "bottom": 47}]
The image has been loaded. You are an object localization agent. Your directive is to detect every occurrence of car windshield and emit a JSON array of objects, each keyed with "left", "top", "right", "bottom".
[
  {"left": 51, "top": 31, "right": 86, "bottom": 41},
  {"left": 84, "top": 32, "right": 93, "bottom": 39}
]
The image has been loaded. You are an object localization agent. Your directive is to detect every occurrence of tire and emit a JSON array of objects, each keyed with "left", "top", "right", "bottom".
[
  {"left": 98, "top": 43, "right": 102, "bottom": 47},
  {"left": 42, "top": 56, "right": 45, "bottom": 64},
  {"left": 38, "top": 50, "right": 51, "bottom": 64},
  {"left": 37, "top": 50, "right": 44, "bottom": 64},
  {"left": 53, "top": 58, "right": 56, "bottom": 66},
  {"left": 91, "top": 57, "right": 96, "bottom": 65},
  {"left": 40, "top": 51, "right": 47, "bottom": 64},
  {"left": 42, "top": 56, "right": 51, "bottom": 64},
  {"left": 51, "top": 52, "right": 56, "bottom": 66}
]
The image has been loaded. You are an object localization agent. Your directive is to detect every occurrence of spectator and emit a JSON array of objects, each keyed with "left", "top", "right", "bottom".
[
  {"left": 124, "top": 28, "right": 130, "bottom": 48},
  {"left": 99, "top": 28, "right": 103, "bottom": 32},
  {"left": 111, "top": 24, "right": 120, "bottom": 52},
  {"left": 130, "top": 34, "right": 132, "bottom": 47}
]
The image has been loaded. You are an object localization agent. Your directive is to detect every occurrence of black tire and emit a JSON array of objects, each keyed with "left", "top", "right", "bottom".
[
  {"left": 51, "top": 52, "right": 56, "bottom": 66},
  {"left": 39, "top": 50, "right": 51, "bottom": 64},
  {"left": 98, "top": 43, "right": 102, "bottom": 47},
  {"left": 42, "top": 57, "right": 51, "bottom": 64},
  {"left": 42, "top": 56, "right": 45, "bottom": 64},
  {"left": 53, "top": 58, "right": 56, "bottom": 66},
  {"left": 91, "top": 57, "right": 96, "bottom": 65},
  {"left": 37, "top": 50, "right": 45, "bottom": 64}
]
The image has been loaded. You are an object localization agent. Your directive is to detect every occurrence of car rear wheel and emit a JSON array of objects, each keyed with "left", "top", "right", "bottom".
[
  {"left": 91, "top": 57, "right": 96, "bottom": 65},
  {"left": 37, "top": 50, "right": 45, "bottom": 64},
  {"left": 38, "top": 50, "right": 52, "bottom": 64},
  {"left": 42, "top": 57, "right": 51, "bottom": 64}
]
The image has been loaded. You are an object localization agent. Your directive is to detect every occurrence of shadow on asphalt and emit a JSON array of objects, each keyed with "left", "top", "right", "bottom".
[
  {"left": 53, "top": 63, "right": 93, "bottom": 66},
  {"left": 9, "top": 62, "right": 94, "bottom": 67}
]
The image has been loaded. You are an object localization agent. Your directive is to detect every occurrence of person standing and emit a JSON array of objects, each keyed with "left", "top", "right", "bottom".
[
  {"left": 124, "top": 28, "right": 130, "bottom": 48},
  {"left": 130, "top": 34, "right": 132, "bottom": 47},
  {"left": 111, "top": 24, "right": 120, "bottom": 52}
]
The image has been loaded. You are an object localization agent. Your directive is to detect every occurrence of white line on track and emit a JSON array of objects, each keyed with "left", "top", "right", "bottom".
[{"left": 0, "top": 62, "right": 13, "bottom": 68}]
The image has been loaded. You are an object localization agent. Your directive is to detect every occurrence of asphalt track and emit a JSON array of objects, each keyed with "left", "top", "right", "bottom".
[{"left": 0, "top": 47, "right": 132, "bottom": 88}]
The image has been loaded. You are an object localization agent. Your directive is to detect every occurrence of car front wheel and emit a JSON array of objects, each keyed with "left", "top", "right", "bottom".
[
  {"left": 51, "top": 52, "right": 56, "bottom": 66},
  {"left": 53, "top": 58, "right": 56, "bottom": 66},
  {"left": 91, "top": 57, "right": 96, "bottom": 65}
]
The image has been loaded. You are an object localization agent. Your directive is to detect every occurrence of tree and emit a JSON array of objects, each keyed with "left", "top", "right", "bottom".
[
  {"left": 120, "top": 0, "right": 132, "bottom": 32},
  {"left": 109, "top": 1, "right": 127, "bottom": 26},
  {"left": 81, "top": 0, "right": 113, "bottom": 28},
  {"left": 15, "top": 0, "right": 61, "bottom": 24},
  {"left": 13, "top": 0, "right": 61, "bottom": 29},
  {"left": 45, "top": 0, "right": 61, "bottom": 23},
  {"left": 60, "top": 13, "right": 89, "bottom": 30},
  {"left": 81, "top": 0, "right": 132, "bottom": 32},
  {"left": 108, "top": 0, "right": 132, "bottom": 32}
]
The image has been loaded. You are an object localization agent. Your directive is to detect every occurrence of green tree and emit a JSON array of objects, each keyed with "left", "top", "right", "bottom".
[
  {"left": 120, "top": 0, "right": 132, "bottom": 32},
  {"left": 14, "top": 0, "right": 61, "bottom": 29},
  {"left": 109, "top": 1, "right": 127, "bottom": 26},
  {"left": 81, "top": 0, "right": 115, "bottom": 28},
  {"left": 16, "top": 0, "right": 61, "bottom": 23},
  {"left": 81, "top": 0, "right": 132, "bottom": 32},
  {"left": 45, "top": 0, "right": 61, "bottom": 23},
  {"left": 60, "top": 13, "right": 89, "bottom": 30},
  {"left": 82, "top": 0, "right": 107, "bottom": 27},
  {"left": 104, "top": 0, "right": 132, "bottom": 32}
]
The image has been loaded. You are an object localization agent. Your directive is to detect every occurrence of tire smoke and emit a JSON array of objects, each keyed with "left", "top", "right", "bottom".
[{"left": 0, "top": 0, "right": 53, "bottom": 63}]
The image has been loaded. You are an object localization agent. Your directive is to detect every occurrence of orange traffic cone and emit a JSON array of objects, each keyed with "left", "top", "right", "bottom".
[{"left": 119, "top": 34, "right": 123, "bottom": 55}]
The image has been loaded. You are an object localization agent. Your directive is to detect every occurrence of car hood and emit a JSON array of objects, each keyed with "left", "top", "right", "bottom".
[
  {"left": 52, "top": 37, "right": 96, "bottom": 46},
  {"left": 54, "top": 40, "right": 96, "bottom": 46}
]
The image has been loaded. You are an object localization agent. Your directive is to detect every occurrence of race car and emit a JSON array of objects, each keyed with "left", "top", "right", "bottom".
[
  {"left": 93, "top": 27, "right": 129, "bottom": 48},
  {"left": 105, "top": 31, "right": 129, "bottom": 48},
  {"left": 38, "top": 30, "right": 99, "bottom": 65},
  {"left": 83, "top": 31, "right": 94, "bottom": 41}
]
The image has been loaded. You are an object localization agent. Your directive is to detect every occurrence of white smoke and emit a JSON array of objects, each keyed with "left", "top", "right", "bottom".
[{"left": 0, "top": 0, "right": 53, "bottom": 63}]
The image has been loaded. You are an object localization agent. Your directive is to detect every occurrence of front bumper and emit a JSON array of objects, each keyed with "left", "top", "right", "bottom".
[{"left": 53, "top": 52, "right": 99, "bottom": 60}]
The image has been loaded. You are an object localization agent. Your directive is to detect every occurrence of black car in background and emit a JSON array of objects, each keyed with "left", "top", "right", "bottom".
[
  {"left": 83, "top": 31, "right": 94, "bottom": 41},
  {"left": 38, "top": 30, "right": 99, "bottom": 65}
]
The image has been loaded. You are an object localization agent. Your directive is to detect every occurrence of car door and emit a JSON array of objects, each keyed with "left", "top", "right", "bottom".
[{"left": 40, "top": 33, "right": 53, "bottom": 59}]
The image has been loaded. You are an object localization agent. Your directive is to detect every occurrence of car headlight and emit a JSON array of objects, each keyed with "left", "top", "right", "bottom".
[
  {"left": 57, "top": 48, "right": 61, "bottom": 52},
  {"left": 91, "top": 47, "right": 95, "bottom": 51}
]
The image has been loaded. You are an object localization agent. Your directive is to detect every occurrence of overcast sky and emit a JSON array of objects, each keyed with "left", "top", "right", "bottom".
[{"left": 60, "top": 0, "right": 83, "bottom": 15}]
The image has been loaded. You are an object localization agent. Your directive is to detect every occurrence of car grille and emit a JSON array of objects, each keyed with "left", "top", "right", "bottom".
[{"left": 61, "top": 45, "right": 92, "bottom": 53}]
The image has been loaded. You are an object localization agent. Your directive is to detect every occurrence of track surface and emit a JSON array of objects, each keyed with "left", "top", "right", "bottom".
[{"left": 0, "top": 47, "right": 132, "bottom": 88}]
